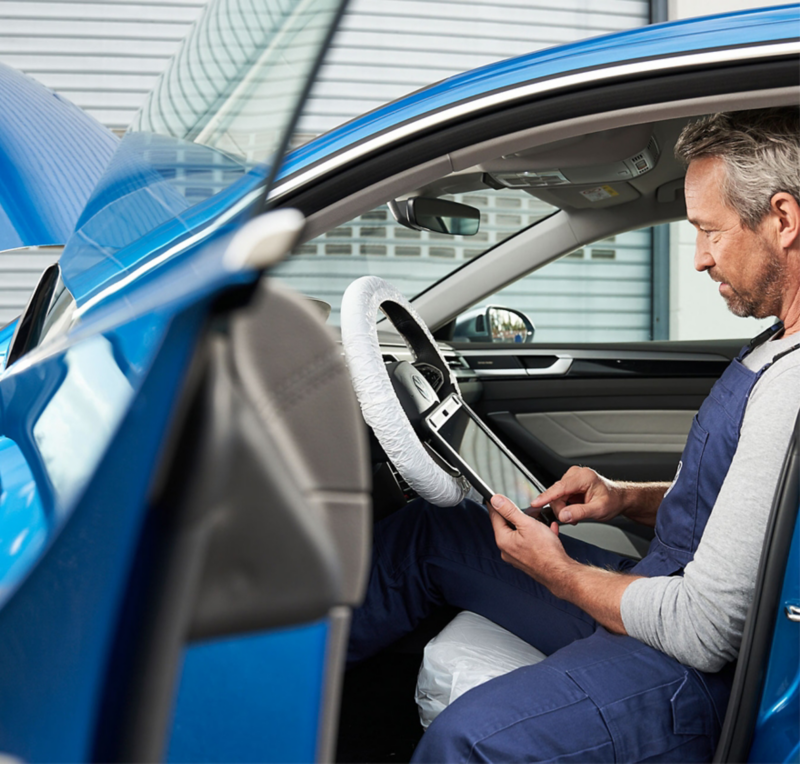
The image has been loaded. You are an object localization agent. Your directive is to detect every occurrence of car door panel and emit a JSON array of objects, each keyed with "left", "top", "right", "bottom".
[{"left": 454, "top": 342, "right": 738, "bottom": 485}]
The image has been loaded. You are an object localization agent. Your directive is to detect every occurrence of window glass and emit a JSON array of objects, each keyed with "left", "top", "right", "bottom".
[
  {"left": 474, "top": 228, "right": 654, "bottom": 344},
  {"left": 272, "top": 190, "right": 558, "bottom": 325},
  {"left": 668, "top": 220, "right": 774, "bottom": 341},
  {"left": 466, "top": 221, "right": 775, "bottom": 345}
]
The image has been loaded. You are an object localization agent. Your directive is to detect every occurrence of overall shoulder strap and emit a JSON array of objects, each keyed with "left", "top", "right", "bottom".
[{"left": 739, "top": 321, "right": 785, "bottom": 361}]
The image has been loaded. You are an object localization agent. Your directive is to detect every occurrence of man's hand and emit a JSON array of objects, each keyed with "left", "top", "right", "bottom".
[
  {"left": 529, "top": 466, "right": 626, "bottom": 525},
  {"left": 489, "top": 492, "right": 644, "bottom": 634},
  {"left": 529, "top": 467, "right": 668, "bottom": 528},
  {"left": 488, "top": 494, "right": 569, "bottom": 582}
]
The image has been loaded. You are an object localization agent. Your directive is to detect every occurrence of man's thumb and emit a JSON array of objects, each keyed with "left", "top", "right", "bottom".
[
  {"left": 558, "top": 504, "right": 586, "bottom": 524},
  {"left": 491, "top": 494, "right": 518, "bottom": 518}
]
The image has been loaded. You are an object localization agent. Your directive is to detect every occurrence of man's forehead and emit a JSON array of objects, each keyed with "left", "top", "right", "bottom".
[
  {"left": 685, "top": 158, "right": 730, "bottom": 224},
  {"left": 686, "top": 156, "right": 725, "bottom": 186}
]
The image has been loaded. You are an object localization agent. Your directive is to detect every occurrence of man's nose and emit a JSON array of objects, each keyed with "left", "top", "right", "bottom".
[{"left": 694, "top": 237, "right": 714, "bottom": 272}]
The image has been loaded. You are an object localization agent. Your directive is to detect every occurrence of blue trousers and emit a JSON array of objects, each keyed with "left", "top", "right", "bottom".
[{"left": 348, "top": 499, "right": 733, "bottom": 763}]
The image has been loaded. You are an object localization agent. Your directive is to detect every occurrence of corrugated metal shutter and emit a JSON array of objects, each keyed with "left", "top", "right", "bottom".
[
  {"left": 296, "top": 0, "right": 650, "bottom": 136},
  {"left": 0, "top": 1, "right": 206, "bottom": 132},
  {"left": 0, "top": 0, "right": 649, "bottom": 325},
  {"left": 489, "top": 229, "right": 653, "bottom": 343}
]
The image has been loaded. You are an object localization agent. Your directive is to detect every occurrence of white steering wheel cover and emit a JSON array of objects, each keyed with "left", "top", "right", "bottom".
[{"left": 341, "top": 276, "right": 468, "bottom": 507}]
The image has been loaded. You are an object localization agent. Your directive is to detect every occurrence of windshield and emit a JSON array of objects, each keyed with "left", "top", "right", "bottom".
[{"left": 273, "top": 189, "right": 559, "bottom": 325}]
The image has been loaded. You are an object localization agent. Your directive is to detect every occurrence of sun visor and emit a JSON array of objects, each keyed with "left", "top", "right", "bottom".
[{"left": 0, "top": 63, "right": 118, "bottom": 252}]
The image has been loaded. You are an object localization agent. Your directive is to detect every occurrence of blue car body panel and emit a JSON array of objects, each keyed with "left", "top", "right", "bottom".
[
  {"left": 749, "top": 505, "right": 800, "bottom": 763},
  {"left": 0, "top": 305, "right": 205, "bottom": 760},
  {"left": 0, "top": 4, "right": 796, "bottom": 761},
  {"left": 168, "top": 621, "right": 329, "bottom": 763},
  {"left": 0, "top": 62, "right": 118, "bottom": 252}
]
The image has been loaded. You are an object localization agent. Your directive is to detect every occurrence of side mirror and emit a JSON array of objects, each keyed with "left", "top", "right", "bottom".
[
  {"left": 453, "top": 305, "right": 535, "bottom": 344},
  {"left": 388, "top": 197, "right": 480, "bottom": 236}
]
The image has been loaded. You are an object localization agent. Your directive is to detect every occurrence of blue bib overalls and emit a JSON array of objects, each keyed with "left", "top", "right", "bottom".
[{"left": 348, "top": 329, "right": 793, "bottom": 762}]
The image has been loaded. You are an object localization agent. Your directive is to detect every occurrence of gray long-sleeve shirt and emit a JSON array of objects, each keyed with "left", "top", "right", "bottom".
[{"left": 620, "top": 333, "right": 800, "bottom": 673}]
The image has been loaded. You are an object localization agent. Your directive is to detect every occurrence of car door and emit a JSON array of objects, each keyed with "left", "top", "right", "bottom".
[
  {"left": 714, "top": 412, "right": 800, "bottom": 763},
  {"left": 0, "top": 2, "right": 369, "bottom": 763}
]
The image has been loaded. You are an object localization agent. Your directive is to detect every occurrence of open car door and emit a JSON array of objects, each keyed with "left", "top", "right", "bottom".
[{"left": 0, "top": 2, "right": 370, "bottom": 762}]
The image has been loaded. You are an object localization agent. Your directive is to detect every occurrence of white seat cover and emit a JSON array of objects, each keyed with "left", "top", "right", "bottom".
[{"left": 415, "top": 611, "right": 546, "bottom": 729}]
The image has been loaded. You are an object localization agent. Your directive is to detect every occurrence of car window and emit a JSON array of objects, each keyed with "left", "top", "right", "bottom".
[
  {"left": 272, "top": 190, "right": 558, "bottom": 325},
  {"left": 463, "top": 222, "right": 775, "bottom": 344}
]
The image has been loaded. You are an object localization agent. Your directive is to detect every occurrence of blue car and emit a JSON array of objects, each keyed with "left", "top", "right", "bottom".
[{"left": 0, "top": 1, "right": 797, "bottom": 761}]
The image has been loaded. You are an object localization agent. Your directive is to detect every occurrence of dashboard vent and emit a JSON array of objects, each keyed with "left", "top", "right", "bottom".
[{"left": 444, "top": 354, "right": 470, "bottom": 372}]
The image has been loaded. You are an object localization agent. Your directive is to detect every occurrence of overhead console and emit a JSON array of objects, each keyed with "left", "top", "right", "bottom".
[
  {"left": 472, "top": 122, "right": 667, "bottom": 209},
  {"left": 489, "top": 135, "right": 658, "bottom": 189}
]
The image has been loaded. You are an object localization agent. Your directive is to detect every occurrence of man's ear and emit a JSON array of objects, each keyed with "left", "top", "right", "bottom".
[{"left": 770, "top": 192, "right": 800, "bottom": 250}]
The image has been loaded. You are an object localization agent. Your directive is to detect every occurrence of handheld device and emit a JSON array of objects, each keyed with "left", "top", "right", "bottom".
[{"left": 425, "top": 393, "right": 555, "bottom": 523}]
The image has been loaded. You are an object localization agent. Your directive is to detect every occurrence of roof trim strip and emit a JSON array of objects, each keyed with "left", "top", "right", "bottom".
[{"left": 270, "top": 41, "right": 799, "bottom": 202}]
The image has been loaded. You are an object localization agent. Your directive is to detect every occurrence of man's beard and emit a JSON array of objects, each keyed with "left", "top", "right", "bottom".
[{"left": 713, "top": 245, "right": 785, "bottom": 319}]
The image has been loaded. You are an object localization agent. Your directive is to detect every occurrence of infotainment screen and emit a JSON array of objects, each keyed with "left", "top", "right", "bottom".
[{"left": 425, "top": 393, "right": 548, "bottom": 516}]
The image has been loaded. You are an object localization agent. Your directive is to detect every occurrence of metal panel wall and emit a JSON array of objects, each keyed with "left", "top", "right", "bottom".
[
  {"left": 298, "top": 0, "right": 650, "bottom": 136},
  {"left": 0, "top": 1, "right": 206, "bottom": 132}
]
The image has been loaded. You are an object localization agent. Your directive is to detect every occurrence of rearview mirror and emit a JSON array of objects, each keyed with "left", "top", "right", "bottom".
[
  {"left": 388, "top": 197, "right": 480, "bottom": 236},
  {"left": 453, "top": 305, "right": 535, "bottom": 343}
]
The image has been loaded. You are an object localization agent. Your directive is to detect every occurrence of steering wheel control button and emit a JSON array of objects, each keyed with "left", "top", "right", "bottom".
[
  {"left": 390, "top": 361, "right": 440, "bottom": 422},
  {"left": 414, "top": 362, "right": 445, "bottom": 392}
]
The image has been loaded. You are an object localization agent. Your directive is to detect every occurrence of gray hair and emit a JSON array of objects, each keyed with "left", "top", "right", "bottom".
[{"left": 674, "top": 108, "right": 800, "bottom": 229}]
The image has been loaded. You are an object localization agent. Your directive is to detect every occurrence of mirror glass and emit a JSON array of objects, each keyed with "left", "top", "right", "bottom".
[{"left": 489, "top": 307, "right": 533, "bottom": 343}]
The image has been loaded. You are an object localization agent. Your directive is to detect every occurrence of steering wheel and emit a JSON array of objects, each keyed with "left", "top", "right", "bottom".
[{"left": 340, "top": 276, "right": 473, "bottom": 506}]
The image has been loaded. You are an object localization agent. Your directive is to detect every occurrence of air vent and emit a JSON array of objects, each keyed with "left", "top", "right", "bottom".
[
  {"left": 415, "top": 362, "right": 445, "bottom": 391},
  {"left": 444, "top": 354, "right": 469, "bottom": 371}
]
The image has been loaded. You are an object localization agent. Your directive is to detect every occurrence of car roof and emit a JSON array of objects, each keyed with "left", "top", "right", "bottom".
[{"left": 274, "top": 5, "right": 800, "bottom": 195}]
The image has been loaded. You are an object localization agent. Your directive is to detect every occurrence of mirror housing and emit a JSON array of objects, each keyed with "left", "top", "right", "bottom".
[
  {"left": 388, "top": 197, "right": 480, "bottom": 236},
  {"left": 453, "top": 305, "right": 535, "bottom": 343}
]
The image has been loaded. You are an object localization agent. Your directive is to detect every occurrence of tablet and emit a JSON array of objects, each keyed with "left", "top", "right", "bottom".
[{"left": 425, "top": 393, "right": 551, "bottom": 519}]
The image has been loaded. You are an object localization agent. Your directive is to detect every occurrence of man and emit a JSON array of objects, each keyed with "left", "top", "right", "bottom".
[{"left": 348, "top": 108, "right": 800, "bottom": 762}]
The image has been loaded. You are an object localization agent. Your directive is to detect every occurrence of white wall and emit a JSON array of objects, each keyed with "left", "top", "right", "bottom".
[
  {"left": 666, "top": 0, "right": 781, "bottom": 341},
  {"left": 669, "top": 220, "right": 773, "bottom": 341},
  {"left": 669, "top": 0, "right": 779, "bottom": 19}
]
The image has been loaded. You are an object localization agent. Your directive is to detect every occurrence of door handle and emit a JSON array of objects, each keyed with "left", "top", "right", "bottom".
[
  {"left": 525, "top": 355, "right": 573, "bottom": 377},
  {"left": 785, "top": 602, "right": 800, "bottom": 623}
]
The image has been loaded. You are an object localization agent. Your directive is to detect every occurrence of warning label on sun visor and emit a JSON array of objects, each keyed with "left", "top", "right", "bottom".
[{"left": 580, "top": 185, "right": 620, "bottom": 202}]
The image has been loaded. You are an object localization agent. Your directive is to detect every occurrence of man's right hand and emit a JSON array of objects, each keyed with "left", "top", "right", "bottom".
[{"left": 529, "top": 466, "right": 626, "bottom": 525}]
